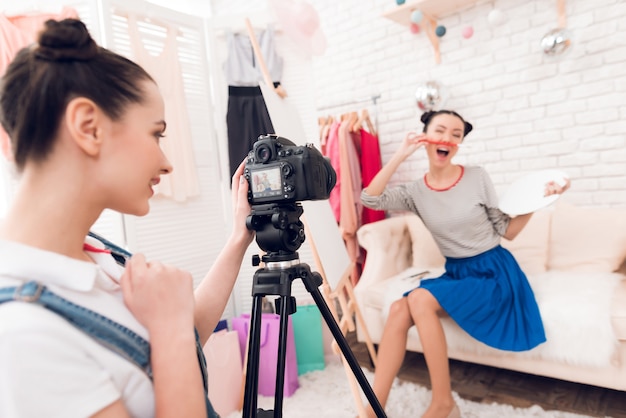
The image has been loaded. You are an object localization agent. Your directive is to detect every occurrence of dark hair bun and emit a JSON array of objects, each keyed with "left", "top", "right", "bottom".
[
  {"left": 35, "top": 19, "right": 98, "bottom": 62},
  {"left": 420, "top": 111, "right": 435, "bottom": 125}
]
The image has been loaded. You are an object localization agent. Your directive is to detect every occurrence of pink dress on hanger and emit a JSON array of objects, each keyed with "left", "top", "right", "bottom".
[
  {"left": 325, "top": 122, "right": 342, "bottom": 223},
  {"left": 127, "top": 15, "right": 200, "bottom": 202},
  {"left": 338, "top": 121, "right": 363, "bottom": 285},
  {"left": 0, "top": 7, "right": 78, "bottom": 160}
]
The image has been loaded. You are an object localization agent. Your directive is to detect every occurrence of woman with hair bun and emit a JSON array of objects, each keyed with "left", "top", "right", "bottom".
[
  {"left": 0, "top": 19, "right": 253, "bottom": 417},
  {"left": 360, "top": 110, "right": 569, "bottom": 418}
]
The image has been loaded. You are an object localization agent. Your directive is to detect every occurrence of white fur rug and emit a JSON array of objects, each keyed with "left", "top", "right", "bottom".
[{"left": 225, "top": 358, "right": 599, "bottom": 418}]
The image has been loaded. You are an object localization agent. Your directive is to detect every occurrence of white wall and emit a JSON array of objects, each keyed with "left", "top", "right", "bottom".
[
  {"left": 4, "top": 0, "right": 624, "bottom": 316},
  {"left": 213, "top": 0, "right": 626, "bottom": 208},
  {"left": 204, "top": 0, "right": 626, "bottom": 316}
]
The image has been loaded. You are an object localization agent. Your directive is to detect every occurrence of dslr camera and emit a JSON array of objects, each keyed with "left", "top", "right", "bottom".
[{"left": 244, "top": 134, "right": 336, "bottom": 205}]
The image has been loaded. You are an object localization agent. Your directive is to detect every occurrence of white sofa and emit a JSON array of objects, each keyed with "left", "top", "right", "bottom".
[{"left": 354, "top": 201, "right": 626, "bottom": 391}]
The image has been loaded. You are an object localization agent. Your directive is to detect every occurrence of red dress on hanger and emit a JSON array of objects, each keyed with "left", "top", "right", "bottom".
[{"left": 359, "top": 129, "right": 385, "bottom": 225}]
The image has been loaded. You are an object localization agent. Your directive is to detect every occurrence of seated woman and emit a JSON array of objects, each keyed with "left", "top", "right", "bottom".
[{"left": 360, "top": 109, "right": 569, "bottom": 418}]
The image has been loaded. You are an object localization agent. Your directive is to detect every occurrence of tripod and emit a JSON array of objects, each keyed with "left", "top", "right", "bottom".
[{"left": 241, "top": 249, "right": 386, "bottom": 417}]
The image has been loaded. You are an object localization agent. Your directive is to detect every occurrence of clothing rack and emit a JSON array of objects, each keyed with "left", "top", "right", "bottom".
[
  {"left": 317, "top": 94, "right": 381, "bottom": 138},
  {"left": 317, "top": 94, "right": 381, "bottom": 112}
]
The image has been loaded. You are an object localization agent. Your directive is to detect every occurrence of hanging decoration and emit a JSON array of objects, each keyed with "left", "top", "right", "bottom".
[
  {"left": 409, "top": 23, "right": 420, "bottom": 34},
  {"left": 415, "top": 80, "right": 446, "bottom": 112},
  {"left": 435, "top": 25, "right": 446, "bottom": 37},
  {"left": 461, "top": 26, "right": 474, "bottom": 39},
  {"left": 487, "top": 9, "right": 507, "bottom": 27},
  {"left": 541, "top": 0, "right": 571, "bottom": 56},
  {"left": 540, "top": 28, "right": 571, "bottom": 55},
  {"left": 410, "top": 10, "right": 423, "bottom": 23}
]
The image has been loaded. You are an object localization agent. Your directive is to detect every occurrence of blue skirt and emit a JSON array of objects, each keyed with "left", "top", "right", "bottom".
[{"left": 404, "top": 245, "right": 546, "bottom": 352}]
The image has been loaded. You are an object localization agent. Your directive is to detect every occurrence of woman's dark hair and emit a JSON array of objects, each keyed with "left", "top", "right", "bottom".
[
  {"left": 0, "top": 18, "right": 154, "bottom": 171},
  {"left": 420, "top": 110, "right": 473, "bottom": 137}
]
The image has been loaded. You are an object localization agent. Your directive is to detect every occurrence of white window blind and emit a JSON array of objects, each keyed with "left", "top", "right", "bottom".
[{"left": 95, "top": 0, "right": 234, "bottom": 317}]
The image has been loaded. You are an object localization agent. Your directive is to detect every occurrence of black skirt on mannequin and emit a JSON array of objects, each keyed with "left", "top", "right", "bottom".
[{"left": 226, "top": 83, "right": 278, "bottom": 179}]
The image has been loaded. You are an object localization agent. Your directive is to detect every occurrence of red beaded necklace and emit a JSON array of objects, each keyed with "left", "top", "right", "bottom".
[{"left": 424, "top": 165, "right": 465, "bottom": 192}]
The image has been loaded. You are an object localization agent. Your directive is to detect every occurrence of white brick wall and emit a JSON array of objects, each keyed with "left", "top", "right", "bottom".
[{"left": 210, "top": 0, "right": 625, "bottom": 207}]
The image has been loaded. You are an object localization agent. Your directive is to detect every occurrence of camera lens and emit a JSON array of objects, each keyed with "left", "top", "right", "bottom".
[{"left": 255, "top": 144, "right": 273, "bottom": 163}]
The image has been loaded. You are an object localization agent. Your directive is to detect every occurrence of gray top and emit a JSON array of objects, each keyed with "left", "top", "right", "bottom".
[
  {"left": 223, "top": 26, "right": 283, "bottom": 87},
  {"left": 361, "top": 165, "right": 511, "bottom": 258}
]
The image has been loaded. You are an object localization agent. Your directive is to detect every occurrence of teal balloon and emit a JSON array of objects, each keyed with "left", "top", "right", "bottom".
[
  {"left": 435, "top": 25, "right": 447, "bottom": 37},
  {"left": 396, "top": 0, "right": 405, "bottom": 5},
  {"left": 410, "top": 10, "right": 423, "bottom": 23}
]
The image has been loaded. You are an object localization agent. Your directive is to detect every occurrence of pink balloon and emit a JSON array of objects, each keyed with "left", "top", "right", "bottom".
[
  {"left": 461, "top": 26, "right": 474, "bottom": 39},
  {"left": 410, "top": 23, "right": 420, "bottom": 34}
]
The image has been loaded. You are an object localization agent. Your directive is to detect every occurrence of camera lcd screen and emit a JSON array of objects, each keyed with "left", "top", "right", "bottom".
[{"left": 250, "top": 166, "right": 283, "bottom": 198}]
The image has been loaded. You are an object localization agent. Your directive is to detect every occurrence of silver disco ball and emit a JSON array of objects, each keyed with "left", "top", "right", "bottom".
[
  {"left": 415, "top": 81, "right": 445, "bottom": 111},
  {"left": 541, "top": 28, "right": 572, "bottom": 56}
]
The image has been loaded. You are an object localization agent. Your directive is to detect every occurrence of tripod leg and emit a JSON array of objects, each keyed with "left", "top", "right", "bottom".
[
  {"left": 272, "top": 295, "right": 290, "bottom": 418},
  {"left": 243, "top": 296, "right": 264, "bottom": 418},
  {"left": 309, "top": 286, "right": 387, "bottom": 418}
]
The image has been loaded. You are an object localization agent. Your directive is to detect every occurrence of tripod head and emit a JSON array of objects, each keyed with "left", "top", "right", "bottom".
[{"left": 245, "top": 203, "right": 305, "bottom": 260}]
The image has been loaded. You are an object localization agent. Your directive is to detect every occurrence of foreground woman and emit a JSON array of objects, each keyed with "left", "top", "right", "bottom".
[{"left": 0, "top": 18, "right": 253, "bottom": 417}]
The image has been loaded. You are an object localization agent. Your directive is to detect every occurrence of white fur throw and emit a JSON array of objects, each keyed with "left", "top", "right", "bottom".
[{"left": 382, "top": 270, "right": 622, "bottom": 368}]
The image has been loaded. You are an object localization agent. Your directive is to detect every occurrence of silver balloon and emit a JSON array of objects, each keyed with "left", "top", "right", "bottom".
[
  {"left": 541, "top": 28, "right": 572, "bottom": 56},
  {"left": 415, "top": 81, "right": 445, "bottom": 111}
]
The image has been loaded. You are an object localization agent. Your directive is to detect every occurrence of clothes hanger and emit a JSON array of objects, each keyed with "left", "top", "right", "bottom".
[
  {"left": 352, "top": 111, "right": 364, "bottom": 133},
  {"left": 348, "top": 111, "right": 359, "bottom": 131},
  {"left": 320, "top": 115, "right": 335, "bottom": 145},
  {"left": 318, "top": 116, "right": 327, "bottom": 142},
  {"left": 362, "top": 109, "right": 377, "bottom": 137}
]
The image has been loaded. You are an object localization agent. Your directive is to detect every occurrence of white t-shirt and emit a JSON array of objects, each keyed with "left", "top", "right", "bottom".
[{"left": 0, "top": 237, "right": 154, "bottom": 418}]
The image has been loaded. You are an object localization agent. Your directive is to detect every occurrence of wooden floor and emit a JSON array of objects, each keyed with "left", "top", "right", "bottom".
[{"left": 346, "top": 331, "right": 626, "bottom": 418}]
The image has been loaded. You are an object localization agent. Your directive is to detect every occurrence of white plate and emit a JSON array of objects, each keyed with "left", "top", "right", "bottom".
[{"left": 499, "top": 169, "right": 569, "bottom": 216}]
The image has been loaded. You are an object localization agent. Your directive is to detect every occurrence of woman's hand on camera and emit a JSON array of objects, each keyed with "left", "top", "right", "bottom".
[
  {"left": 120, "top": 253, "right": 195, "bottom": 334},
  {"left": 231, "top": 159, "right": 255, "bottom": 246}
]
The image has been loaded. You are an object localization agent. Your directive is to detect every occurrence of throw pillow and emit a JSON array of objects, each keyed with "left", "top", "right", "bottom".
[
  {"left": 406, "top": 215, "right": 445, "bottom": 269},
  {"left": 548, "top": 201, "right": 626, "bottom": 272}
]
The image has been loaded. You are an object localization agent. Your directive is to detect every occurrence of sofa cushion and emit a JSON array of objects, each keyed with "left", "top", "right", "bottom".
[
  {"left": 548, "top": 202, "right": 626, "bottom": 272},
  {"left": 501, "top": 209, "right": 551, "bottom": 275},
  {"left": 406, "top": 216, "right": 445, "bottom": 269},
  {"left": 612, "top": 279, "right": 626, "bottom": 341}
]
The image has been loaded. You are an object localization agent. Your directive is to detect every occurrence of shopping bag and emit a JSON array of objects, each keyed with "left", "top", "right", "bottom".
[
  {"left": 231, "top": 312, "right": 299, "bottom": 397},
  {"left": 231, "top": 313, "right": 252, "bottom": 364},
  {"left": 292, "top": 304, "right": 325, "bottom": 374},
  {"left": 203, "top": 329, "right": 243, "bottom": 417}
]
